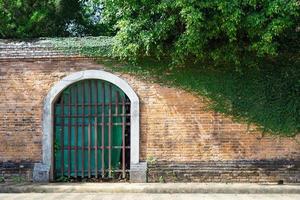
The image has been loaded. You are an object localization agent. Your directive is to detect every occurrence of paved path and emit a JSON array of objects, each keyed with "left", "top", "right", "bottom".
[{"left": 0, "top": 193, "right": 300, "bottom": 200}]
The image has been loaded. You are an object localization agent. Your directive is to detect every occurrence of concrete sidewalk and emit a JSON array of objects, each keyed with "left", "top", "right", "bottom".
[
  {"left": 0, "top": 183, "right": 299, "bottom": 194},
  {"left": 1, "top": 193, "right": 300, "bottom": 200}
]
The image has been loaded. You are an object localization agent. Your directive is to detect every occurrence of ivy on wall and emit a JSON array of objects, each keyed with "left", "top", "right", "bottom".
[{"left": 46, "top": 36, "right": 300, "bottom": 137}]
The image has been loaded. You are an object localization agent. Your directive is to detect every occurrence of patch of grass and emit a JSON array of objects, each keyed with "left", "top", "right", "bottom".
[
  {"left": 56, "top": 176, "right": 70, "bottom": 182},
  {"left": 159, "top": 176, "right": 165, "bottom": 183},
  {"left": 146, "top": 156, "right": 157, "bottom": 165},
  {"left": 11, "top": 176, "right": 25, "bottom": 183}
]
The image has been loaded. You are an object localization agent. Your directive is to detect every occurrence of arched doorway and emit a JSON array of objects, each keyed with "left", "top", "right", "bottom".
[
  {"left": 53, "top": 79, "right": 130, "bottom": 180},
  {"left": 33, "top": 70, "right": 146, "bottom": 182}
]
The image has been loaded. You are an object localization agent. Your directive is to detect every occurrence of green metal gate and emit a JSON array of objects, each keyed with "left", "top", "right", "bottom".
[{"left": 53, "top": 79, "right": 130, "bottom": 180}]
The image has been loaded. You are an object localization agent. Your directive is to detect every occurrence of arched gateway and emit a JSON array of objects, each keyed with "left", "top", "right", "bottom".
[{"left": 33, "top": 70, "right": 146, "bottom": 182}]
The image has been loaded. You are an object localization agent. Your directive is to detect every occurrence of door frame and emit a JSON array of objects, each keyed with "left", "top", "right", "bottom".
[{"left": 38, "top": 70, "right": 140, "bottom": 181}]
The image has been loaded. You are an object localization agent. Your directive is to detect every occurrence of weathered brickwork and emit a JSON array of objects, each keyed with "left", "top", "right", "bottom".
[
  {"left": 148, "top": 160, "right": 300, "bottom": 183},
  {"left": 0, "top": 161, "right": 33, "bottom": 182},
  {"left": 0, "top": 41, "right": 300, "bottom": 183}
]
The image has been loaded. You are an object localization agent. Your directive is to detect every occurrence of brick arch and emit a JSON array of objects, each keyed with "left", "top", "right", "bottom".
[{"left": 33, "top": 70, "right": 142, "bottom": 182}]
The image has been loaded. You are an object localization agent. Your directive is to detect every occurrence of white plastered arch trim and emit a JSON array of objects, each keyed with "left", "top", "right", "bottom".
[{"left": 42, "top": 70, "right": 140, "bottom": 179}]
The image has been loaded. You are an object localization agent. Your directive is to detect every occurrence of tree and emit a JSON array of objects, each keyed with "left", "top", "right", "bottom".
[
  {"left": 0, "top": 0, "right": 58, "bottom": 38},
  {"left": 0, "top": 0, "right": 111, "bottom": 38},
  {"left": 101, "top": 0, "right": 299, "bottom": 66}
]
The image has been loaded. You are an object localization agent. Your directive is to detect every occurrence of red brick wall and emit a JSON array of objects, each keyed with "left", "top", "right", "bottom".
[{"left": 0, "top": 59, "right": 299, "bottom": 182}]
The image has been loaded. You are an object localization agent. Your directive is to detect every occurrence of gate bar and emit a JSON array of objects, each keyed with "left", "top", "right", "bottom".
[
  {"left": 101, "top": 82, "right": 105, "bottom": 177},
  {"left": 122, "top": 94, "right": 126, "bottom": 178},
  {"left": 68, "top": 90, "right": 71, "bottom": 177},
  {"left": 60, "top": 94, "right": 64, "bottom": 176},
  {"left": 94, "top": 117, "right": 98, "bottom": 178},
  {"left": 115, "top": 91, "right": 119, "bottom": 115},
  {"left": 94, "top": 80, "right": 98, "bottom": 178},
  {"left": 88, "top": 80, "right": 92, "bottom": 178},
  {"left": 81, "top": 82, "right": 85, "bottom": 177},
  {"left": 88, "top": 123, "right": 91, "bottom": 178},
  {"left": 75, "top": 86, "right": 78, "bottom": 178},
  {"left": 108, "top": 84, "right": 112, "bottom": 178}
]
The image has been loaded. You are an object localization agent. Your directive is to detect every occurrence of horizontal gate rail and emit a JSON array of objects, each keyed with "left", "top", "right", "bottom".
[
  {"left": 55, "top": 123, "right": 131, "bottom": 126},
  {"left": 56, "top": 103, "right": 131, "bottom": 106},
  {"left": 59, "top": 146, "right": 131, "bottom": 149}
]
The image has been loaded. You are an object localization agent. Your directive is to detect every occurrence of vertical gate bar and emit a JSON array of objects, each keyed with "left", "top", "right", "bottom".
[
  {"left": 95, "top": 80, "right": 98, "bottom": 178},
  {"left": 121, "top": 94, "right": 126, "bottom": 178},
  {"left": 81, "top": 82, "right": 85, "bottom": 177},
  {"left": 108, "top": 84, "right": 112, "bottom": 178},
  {"left": 88, "top": 123, "right": 91, "bottom": 178},
  {"left": 94, "top": 117, "right": 98, "bottom": 178},
  {"left": 115, "top": 91, "right": 119, "bottom": 115},
  {"left": 115, "top": 91, "right": 119, "bottom": 177},
  {"left": 60, "top": 94, "right": 64, "bottom": 177},
  {"left": 68, "top": 88, "right": 71, "bottom": 178},
  {"left": 101, "top": 82, "right": 105, "bottom": 177},
  {"left": 75, "top": 85, "right": 78, "bottom": 178},
  {"left": 52, "top": 100, "right": 56, "bottom": 179},
  {"left": 88, "top": 80, "right": 92, "bottom": 178}
]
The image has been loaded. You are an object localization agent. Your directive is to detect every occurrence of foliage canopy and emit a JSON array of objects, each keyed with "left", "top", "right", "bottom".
[
  {"left": 101, "top": 0, "right": 299, "bottom": 65},
  {"left": 0, "top": 0, "right": 56, "bottom": 38},
  {"left": 0, "top": 0, "right": 111, "bottom": 38}
]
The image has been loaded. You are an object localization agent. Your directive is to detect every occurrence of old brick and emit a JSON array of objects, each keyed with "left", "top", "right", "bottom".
[{"left": 0, "top": 42, "right": 300, "bottom": 182}]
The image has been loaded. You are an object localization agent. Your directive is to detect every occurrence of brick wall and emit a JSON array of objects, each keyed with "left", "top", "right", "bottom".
[{"left": 0, "top": 41, "right": 300, "bottom": 183}]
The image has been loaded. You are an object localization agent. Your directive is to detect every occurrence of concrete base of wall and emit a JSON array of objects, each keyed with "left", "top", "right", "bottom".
[
  {"left": 32, "top": 163, "right": 50, "bottom": 182},
  {"left": 130, "top": 162, "right": 147, "bottom": 183},
  {"left": 32, "top": 162, "right": 148, "bottom": 183}
]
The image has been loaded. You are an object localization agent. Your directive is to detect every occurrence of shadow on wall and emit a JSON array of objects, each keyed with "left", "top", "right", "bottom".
[{"left": 121, "top": 57, "right": 299, "bottom": 136}]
